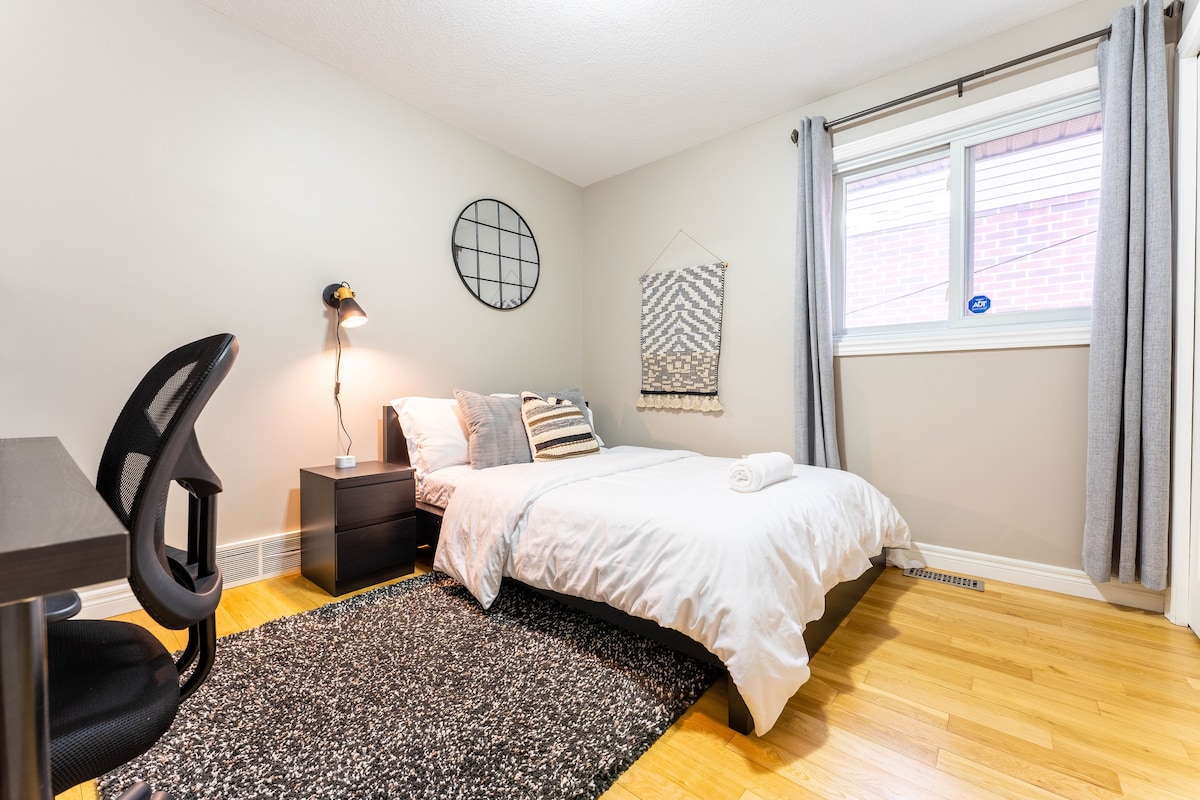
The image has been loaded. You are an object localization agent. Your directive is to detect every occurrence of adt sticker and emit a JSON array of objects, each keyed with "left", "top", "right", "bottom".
[{"left": 968, "top": 295, "right": 991, "bottom": 314}]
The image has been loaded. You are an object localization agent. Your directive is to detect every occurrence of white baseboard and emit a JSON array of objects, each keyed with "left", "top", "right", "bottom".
[
  {"left": 76, "top": 530, "right": 302, "bottom": 620},
  {"left": 76, "top": 580, "right": 146, "bottom": 620},
  {"left": 76, "top": 533, "right": 1167, "bottom": 619},
  {"left": 910, "top": 542, "right": 1166, "bottom": 614}
]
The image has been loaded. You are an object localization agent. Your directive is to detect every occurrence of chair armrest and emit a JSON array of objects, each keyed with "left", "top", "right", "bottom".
[{"left": 44, "top": 590, "right": 82, "bottom": 623}]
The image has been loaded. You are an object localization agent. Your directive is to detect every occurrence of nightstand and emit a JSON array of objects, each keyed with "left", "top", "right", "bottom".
[{"left": 300, "top": 460, "right": 416, "bottom": 595}]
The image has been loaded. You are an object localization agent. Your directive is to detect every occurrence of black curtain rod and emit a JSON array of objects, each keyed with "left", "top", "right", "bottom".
[{"left": 790, "top": 0, "right": 1184, "bottom": 143}]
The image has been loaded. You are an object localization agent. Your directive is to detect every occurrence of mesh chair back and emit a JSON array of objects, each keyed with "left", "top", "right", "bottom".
[{"left": 95, "top": 333, "right": 237, "bottom": 629}]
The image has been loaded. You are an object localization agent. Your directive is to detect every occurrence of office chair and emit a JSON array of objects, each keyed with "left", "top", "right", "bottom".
[{"left": 46, "top": 333, "right": 238, "bottom": 798}]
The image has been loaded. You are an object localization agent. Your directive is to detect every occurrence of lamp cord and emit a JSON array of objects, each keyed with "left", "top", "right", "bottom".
[{"left": 334, "top": 323, "right": 352, "bottom": 456}]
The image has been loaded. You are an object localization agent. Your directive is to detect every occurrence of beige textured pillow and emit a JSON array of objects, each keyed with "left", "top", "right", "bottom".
[{"left": 520, "top": 392, "right": 600, "bottom": 461}]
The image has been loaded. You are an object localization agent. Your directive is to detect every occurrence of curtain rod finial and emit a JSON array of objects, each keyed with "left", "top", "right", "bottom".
[{"left": 790, "top": 128, "right": 799, "bottom": 145}]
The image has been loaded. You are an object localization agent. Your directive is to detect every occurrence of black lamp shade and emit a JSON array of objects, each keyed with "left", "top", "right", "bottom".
[
  {"left": 322, "top": 283, "right": 368, "bottom": 328},
  {"left": 336, "top": 297, "right": 367, "bottom": 328}
]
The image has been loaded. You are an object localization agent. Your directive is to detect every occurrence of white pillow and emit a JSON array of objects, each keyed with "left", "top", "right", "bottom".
[
  {"left": 585, "top": 407, "right": 604, "bottom": 448},
  {"left": 389, "top": 397, "right": 469, "bottom": 476}
]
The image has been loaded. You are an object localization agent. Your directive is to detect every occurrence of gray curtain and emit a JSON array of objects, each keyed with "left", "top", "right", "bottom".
[
  {"left": 794, "top": 117, "right": 840, "bottom": 469},
  {"left": 1083, "top": 2, "right": 1172, "bottom": 589}
]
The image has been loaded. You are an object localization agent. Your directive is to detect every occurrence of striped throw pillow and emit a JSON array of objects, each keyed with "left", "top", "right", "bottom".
[{"left": 520, "top": 392, "right": 600, "bottom": 461}]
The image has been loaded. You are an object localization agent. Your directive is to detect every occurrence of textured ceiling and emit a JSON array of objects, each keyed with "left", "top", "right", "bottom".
[{"left": 191, "top": 0, "right": 1086, "bottom": 186}]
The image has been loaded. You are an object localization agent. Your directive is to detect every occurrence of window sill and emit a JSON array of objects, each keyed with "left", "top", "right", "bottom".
[{"left": 833, "top": 324, "right": 1090, "bottom": 356}]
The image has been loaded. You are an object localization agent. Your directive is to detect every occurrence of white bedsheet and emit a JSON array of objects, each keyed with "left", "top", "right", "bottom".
[{"left": 433, "top": 445, "right": 910, "bottom": 735}]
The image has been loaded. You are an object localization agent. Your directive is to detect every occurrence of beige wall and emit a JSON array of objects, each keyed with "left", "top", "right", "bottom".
[
  {"left": 0, "top": 0, "right": 583, "bottom": 547},
  {"left": 837, "top": 348, "right": 1089, "bottom": 568},
  {"left": 0, "top": 0, "right": 1136, "bottom": 572},
  {"left": 583, "top": 0, "right": 1129, "bottom": 570}
]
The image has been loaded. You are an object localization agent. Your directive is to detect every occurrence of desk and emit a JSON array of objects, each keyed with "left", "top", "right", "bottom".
[{"left": 0, "top": 437, "right": 127, "bottom": 800}]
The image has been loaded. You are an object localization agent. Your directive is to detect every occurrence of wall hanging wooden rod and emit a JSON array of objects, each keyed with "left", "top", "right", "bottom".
[{"left": 790, "top": 0, "right": 1184, "bottom": 143}]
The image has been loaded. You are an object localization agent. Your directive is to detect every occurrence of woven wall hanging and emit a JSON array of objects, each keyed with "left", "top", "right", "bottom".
[{"left": 637, "top": 260, "right": 726, "bottom": 411}]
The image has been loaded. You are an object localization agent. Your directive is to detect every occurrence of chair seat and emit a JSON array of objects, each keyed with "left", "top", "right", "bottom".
[{"left": 48, "top": 620, "right": 181, "bottom": 795}]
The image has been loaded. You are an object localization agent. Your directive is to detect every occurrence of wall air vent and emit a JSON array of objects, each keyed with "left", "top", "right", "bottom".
[
  {"left": 214, "top": 531, "right": 303, "bottom": 588},
  {"left": 262, "top": 531, "right": 301, "bottom": 574},
  {"left": 903, "top": 567, "right": 985, "bottom": 592},
  {"left": 216, "top": 542, "right": 260, "bottom": 586}
]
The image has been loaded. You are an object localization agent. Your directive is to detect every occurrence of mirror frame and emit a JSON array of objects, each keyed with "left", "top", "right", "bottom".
[{"left": 451, "top": 199, "right": 540, "bottom": 310}]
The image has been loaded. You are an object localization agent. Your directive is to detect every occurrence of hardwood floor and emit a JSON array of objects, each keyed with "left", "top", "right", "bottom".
[{"left": 58, "top": 563, "right": 1200, "bottom": 800}]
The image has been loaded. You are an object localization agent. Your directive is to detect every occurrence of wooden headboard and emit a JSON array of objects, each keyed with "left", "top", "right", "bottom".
[
  {"left": 382, "top": 405, "right": 410, "bottom": 467},
  {"left": 382, "top": 404, "right": 444, "bottom": 544}
]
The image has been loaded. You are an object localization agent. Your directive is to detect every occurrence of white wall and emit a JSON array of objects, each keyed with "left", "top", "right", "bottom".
[
  {"left": 0, "top": 0, "right": 583, "bottom": 546},
  {"left": 582, "top": 0, "right": 1131, "bottom": 572}
]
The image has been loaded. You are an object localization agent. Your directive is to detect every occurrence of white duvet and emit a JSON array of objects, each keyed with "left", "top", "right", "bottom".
[{"left": 433, "top": 446, "right": 911, "bottom": 735}]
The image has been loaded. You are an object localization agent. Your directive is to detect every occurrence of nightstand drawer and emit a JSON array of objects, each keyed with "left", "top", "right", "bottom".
[
  {"left": 335, "top": 478, "right": 415, "bottom": 529},
  {"left": 336, "top": 516, "right": 416, "bottom": 580}
]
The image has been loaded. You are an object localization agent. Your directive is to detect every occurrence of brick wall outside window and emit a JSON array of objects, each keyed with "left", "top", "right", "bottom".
[{"left": 840, "top": 112, "right": 1101, "bottom": 331}]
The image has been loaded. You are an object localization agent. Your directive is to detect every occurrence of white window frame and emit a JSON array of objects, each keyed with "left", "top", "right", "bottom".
[{"left": 832, "top": 70, "right": 1100, "bottom": 356}]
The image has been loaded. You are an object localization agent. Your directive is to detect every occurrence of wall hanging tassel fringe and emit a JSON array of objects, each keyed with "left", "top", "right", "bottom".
[{"left": 636, "top": 393, "right": 724, "bottom": 411}]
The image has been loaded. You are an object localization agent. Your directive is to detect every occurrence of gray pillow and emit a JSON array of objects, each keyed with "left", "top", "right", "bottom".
[
  {"left": 453, "top": 390, "right": 532, "bottom": 469},
  {"left": 537, "top": 388, "right": 603, "bottom": 446}
]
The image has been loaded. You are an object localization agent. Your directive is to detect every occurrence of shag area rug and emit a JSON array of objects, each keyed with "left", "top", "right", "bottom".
[{"left": 98, "top": 572, "right": 719, "bottom": 800}]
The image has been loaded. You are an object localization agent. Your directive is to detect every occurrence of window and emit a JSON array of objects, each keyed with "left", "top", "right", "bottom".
[
  {"left": 833, "top": 92, "right": 1101, "bottom": 349},
  {"left": 842, "top": 154, "right": 951, "bottom": 330}
]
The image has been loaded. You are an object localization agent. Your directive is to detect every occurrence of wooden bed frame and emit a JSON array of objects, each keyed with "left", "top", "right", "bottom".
[{"left": 382, "top": 405, "right": 885, "bottom": 734}]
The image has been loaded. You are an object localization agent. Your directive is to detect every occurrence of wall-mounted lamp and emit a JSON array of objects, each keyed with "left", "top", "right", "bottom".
[
  {"left": 323, "top": 281, "right": 368, "bottom": 468},
  {"left": 322, "top": 282, "right": 368, "bottom": 328}
]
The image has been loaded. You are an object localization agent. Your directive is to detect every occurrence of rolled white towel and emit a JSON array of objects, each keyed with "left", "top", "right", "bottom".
[{"left": 728, "top": 452, "right": 794, "bottom": 493}]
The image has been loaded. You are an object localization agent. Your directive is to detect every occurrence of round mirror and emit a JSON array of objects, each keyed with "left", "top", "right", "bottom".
[{"left": 451, "top": 199, "right": 539, "bottom": 310}]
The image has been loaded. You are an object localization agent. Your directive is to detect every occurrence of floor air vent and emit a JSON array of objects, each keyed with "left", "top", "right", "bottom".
[{"left": 903, "top": 567, "right": 985, "bottom": 592}]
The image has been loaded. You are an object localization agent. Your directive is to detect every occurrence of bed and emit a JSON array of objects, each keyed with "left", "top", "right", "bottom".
[{"left": 382, "top": 397, "right": 911, "bottom": 735}]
